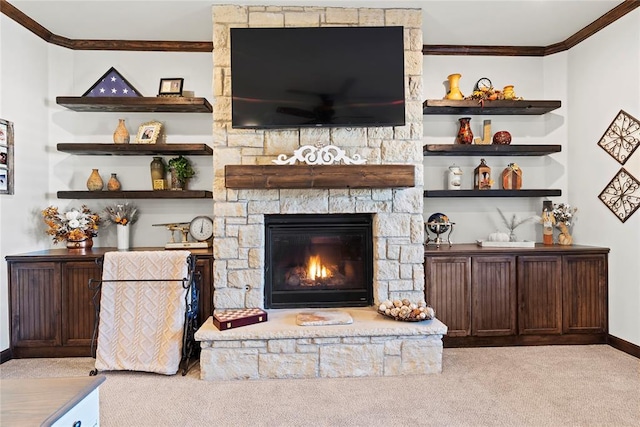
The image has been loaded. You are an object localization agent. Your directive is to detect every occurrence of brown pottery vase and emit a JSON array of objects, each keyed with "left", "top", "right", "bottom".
[
  {"left": 113, "top": 119, "right": 130, "bottom": 144},
  {"left": 107, "top": 173, "right": 121, "bottom": 191},
  {"left": 456, "top": 117, "right": 473, "bottom": 144},
  {"left": 86, "top": 169, "right": 104, "bottom": 191}
]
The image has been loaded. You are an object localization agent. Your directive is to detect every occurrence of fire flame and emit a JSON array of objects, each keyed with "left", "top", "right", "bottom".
[{"left": 308, "top": 254, "right": 330, "bottom": 280}]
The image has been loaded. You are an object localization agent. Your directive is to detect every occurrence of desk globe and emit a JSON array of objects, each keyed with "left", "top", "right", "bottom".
[{"left": 425, "top": 212, "right": 455, "bottom": 247}]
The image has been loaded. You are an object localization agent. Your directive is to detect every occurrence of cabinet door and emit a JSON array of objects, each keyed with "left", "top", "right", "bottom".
[
  {"left": 471, "top": 256, "right": 516, "bottom": 336},
  {"left": 562, "top": 254, "right": 607, "bottom": 334},
  {"left": 9, "top": 262, "right": 62, "bottom": 348},
  {"left": 195, "top": 257, "right": 213, "bottom": 326},
  {"left": 425, "top": 256, "right": 471, "bottom": 337},
  {"left": 61, "top": 261, "right": 102, "bottom": 347},
  {"left": 517, "top": 256, "right": 562, "bottom": 335}
]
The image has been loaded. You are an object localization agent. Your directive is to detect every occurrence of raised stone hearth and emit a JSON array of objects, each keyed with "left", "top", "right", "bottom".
[{"left": 196, "top": 308, "right": 447, "bottom": 380}]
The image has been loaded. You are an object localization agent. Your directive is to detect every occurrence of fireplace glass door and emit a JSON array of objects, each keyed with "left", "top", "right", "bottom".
[{"left": 265, "top": 214, "right": 373, "bottom": 309}]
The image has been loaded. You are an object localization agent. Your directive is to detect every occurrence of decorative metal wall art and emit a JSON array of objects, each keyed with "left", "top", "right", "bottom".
[
  {"left": 0, "top": 118, "right": 14, "bottom": 195},
  {"left": 272, "top": 144, "right": 366, "bottom": 165},
  {"left": 597, "top": 109, "right": 640, "bottom": 165},
  {"left": 598, "top": 168, "right": 640, "bottom": 223}
]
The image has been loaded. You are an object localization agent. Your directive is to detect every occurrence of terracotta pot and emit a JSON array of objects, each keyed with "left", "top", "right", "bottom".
[{"left": 493, "top": 131, "right": 512, "bottom": 145}]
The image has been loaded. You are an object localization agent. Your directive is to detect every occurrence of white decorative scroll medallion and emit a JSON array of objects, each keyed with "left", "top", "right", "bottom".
[{"left": 272, "top": 144, "right": 366, "bottom": 165}]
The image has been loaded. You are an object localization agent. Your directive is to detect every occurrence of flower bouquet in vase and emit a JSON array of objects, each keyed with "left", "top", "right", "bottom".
[
  {"left": 103, "top": 202, "right": 139, "bottom": 250},
  {"left": 42, "top": 205, "right": 100, "bottom": 249},
  {"left": 552, "top": 203, "right": 578, "bottom": 245}
]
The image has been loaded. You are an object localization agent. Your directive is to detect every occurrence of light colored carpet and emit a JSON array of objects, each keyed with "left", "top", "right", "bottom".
[{"left": 1, "top": 345, "right": 638, "bottom": 426}]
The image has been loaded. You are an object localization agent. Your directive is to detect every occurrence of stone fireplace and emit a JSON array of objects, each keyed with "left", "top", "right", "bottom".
[{"left": 195, "top": 5, "right": 447, "bottom": 380}]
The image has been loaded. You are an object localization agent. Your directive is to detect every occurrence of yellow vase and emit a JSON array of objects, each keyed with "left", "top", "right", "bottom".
[{"left": 445, "top": 73, "right": 464, "bottom": 100}]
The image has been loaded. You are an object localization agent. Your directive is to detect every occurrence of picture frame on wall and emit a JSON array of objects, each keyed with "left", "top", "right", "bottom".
[
  {"left": 135, "top": 121, "right": 162, "bottom": 144},
  {"left": 158, "top": 78, "right": 184, "bottom": 97},
  {"left": 0, "top": 118, "right": 14, "bottom": 195}
]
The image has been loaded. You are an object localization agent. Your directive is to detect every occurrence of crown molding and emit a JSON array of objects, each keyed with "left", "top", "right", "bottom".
[{"left": 2, "top": 0, "right": 638, "bottom": 55}]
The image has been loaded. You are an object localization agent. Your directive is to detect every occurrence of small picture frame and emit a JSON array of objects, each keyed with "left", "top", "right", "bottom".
[
  {"left": 135, "top": 121, "right": 162, "bottom": 144},
  {"left": 158, "top": 78, "right": 184, "bottom": 97},
  {"left": 0, "top": 118, "right": 14, "bottom": 195}
]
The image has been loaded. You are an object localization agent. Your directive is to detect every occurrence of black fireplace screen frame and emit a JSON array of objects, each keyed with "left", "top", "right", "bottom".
[{"left": 264, "top": 214, "right": 373, "bottom": 309}]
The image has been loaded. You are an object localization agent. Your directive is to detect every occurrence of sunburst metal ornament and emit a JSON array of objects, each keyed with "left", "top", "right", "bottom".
[
  {"left": 597, "top": 110, "right": 640, "bottom": 165},
  {"left": 598, "top": 168, "right": 640, "bottom": 223}
]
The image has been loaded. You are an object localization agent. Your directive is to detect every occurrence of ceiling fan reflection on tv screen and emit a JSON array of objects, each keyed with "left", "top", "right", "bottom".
[{"left": 230, "top": 26, "right": 406, "bottom": 129}]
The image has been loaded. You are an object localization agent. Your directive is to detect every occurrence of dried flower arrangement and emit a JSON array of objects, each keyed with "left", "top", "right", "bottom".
[
  {"left": 42, "top": 205, "right": 100, "bottom": 243},
  {"left": 102, "top": 202, "right": 139, "bottom": 227}
]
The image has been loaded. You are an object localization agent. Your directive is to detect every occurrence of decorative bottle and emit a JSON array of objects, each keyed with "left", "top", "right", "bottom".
[
  {"left": 113, "top": 119, "right": 130, "bottom": 144},
  {"left": 107, "top": 173, "right": 121, "bottom": 191},
  {"left": 445, "top": 73, "right": 464, "bottom": 100},
  {"left": 150, "top": 157, "right": 166, "bottom": 190},
  {"left": 456, "top": 117, "right": 473, "bottom": 144},
  {"left": 86, "top": 169, "right": 104, "bottom": 191}
]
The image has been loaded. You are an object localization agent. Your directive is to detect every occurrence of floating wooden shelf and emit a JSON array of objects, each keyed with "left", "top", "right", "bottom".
[
  {"left": 56, "top": 143, "right": 212, "bottom": 156},
  {"left": 57, "top": 190, "right": 213, "bottom": 199},
  {"left": 422, "top": 99, "right": 561, "bottom": 115},
  {"left": 225, "top": 165, "right": 415, "bottom": 189},
  {"left": 423, "top": 144, "right": 561, "bottom": 156},
  {"left": 424, "top": 189, "right": 562, "bottom": 198},
  {"left": 56, "top": 96, "right": 213, "bottom": 113}
]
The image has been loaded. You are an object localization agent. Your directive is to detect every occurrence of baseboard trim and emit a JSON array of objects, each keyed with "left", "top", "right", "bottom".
[
  {"left": 1, "top": 348, "right": 12, "bottom": 364},
  {"left": 608, "top": 335, "right": 640, "bottom": 358}
]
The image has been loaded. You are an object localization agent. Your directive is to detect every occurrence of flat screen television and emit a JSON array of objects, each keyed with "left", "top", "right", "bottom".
[{"left": 230, "top": 26, "right": 405, "bottom": 129}]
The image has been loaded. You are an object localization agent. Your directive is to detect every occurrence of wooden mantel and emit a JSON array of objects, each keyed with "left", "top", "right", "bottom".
[{"left": 225, "top": 165, "right": 416, "bottom": 189}]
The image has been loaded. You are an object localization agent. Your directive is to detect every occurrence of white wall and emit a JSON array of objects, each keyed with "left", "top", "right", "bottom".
[
  {"left": 0, "top": 16, "right": 52, "bottom": 351},
  {"left": 0, "top": 21, "right": 213, "bottom": 352},
  {"left": 565, "top": 10, "right": 640, "bottom": 345}
]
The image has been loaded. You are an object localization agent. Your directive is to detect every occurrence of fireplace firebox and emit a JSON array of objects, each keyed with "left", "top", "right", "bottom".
[{"left": 265, "top": 214, "right": 373, "bottom": 309}]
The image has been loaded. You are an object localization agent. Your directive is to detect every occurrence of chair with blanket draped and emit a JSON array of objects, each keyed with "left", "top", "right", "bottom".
[{"left": 88, "top": 250, "right": 199, "bottom": 376}]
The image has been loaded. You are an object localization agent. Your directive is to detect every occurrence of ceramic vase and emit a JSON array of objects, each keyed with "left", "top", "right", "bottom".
[
  {"left": 113, "top": 119, "right": 130, "bottom": 144},
  {"left": 107, "top": 173, "right": 121, "bottom": 191},
  {"left": 117, "top": 224, "right": 130, "bottom": 250},
  {"left": 445, "top": 73, "right": 464, "bottom": 100},
  {"left": 67, "top": 236, "right": 93, "bottom": 250},
  {"left": 447, "top": 164, "right": 463, "bottom": 190},
  {"left": 86, "top": 169, "right": 104, "bottom": 191},
  {"left": 150, "top": 157, "right": 166, "bottom": 190},
  {"left": 456, "top": 117, "right": 473, "bottom": 144}
]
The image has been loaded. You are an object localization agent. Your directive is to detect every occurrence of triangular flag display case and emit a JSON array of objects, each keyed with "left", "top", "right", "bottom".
[{"left": 83, "top": 67, "right": 142, "bottom": 97}]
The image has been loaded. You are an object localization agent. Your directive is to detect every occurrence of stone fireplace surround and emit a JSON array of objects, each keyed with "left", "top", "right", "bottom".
[{"left": 195, "top": 5, "right": 446, "bottom": 380}]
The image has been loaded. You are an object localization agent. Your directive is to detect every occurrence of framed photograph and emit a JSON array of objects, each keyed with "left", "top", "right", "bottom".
[
  {"left": 135, "top": 121, "right": 162, "bottom": 144},
  {"left": 158, "top": 78, "right": 184, "bottom": 97},
  {"left": 0, "top": 118, "right": 14, "bottom": 195}
]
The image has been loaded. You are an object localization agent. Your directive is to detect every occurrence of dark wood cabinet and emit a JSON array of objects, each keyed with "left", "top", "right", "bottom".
[
  {"left": 471, "top": 256, "right": 516, "bottom": 336},
  {"left": 424, "top": 244, "right": 608, "bottom": 347},
  {"left": 7, "top": 247, "right": 213, "bottom": 358},
  {"left": 517, "top": 255, "right": 562, "bottom": 335},
  {"left": 425, "top": 256, "right": 471, "bottom": 337},
  {"left": 562, "top": 254, "right": 608, "bottom": 334}
]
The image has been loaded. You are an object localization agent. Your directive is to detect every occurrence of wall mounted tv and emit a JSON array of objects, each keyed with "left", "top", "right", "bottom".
[{"left": 231, "top": 26, "right": 406, "bottom": 129}]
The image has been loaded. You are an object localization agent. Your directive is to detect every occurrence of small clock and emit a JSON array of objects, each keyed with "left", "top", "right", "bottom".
[
  {"left": 474, "top": 77, "right": 492, "bottom": 91},
  {"left": 189, "top": 216, "right": 213, "bottom": 242}
]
